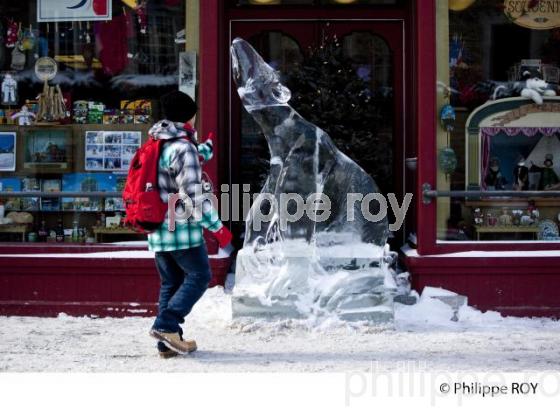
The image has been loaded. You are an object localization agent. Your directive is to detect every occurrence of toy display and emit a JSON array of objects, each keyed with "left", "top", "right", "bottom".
[
  {"left": 520, "top": 70, "right": 557, "bottom": 105},
  {"left": 513, "top": 156, "right": 530, "bottom": 191},
  {"left": 540, "top": 154, "right": 559, "bottom": 190},
  {"left": 484, "top": 157, "right": 507, "bottom": 190}
]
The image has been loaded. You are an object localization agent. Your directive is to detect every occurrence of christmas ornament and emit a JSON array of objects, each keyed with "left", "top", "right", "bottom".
[
  {"left": 438, "top": 146, "right": 458, "bottom": 175},
  {"left": 440, "top": 103, "right": 456, "bottom": 132},
  {"left": 5, "top": 20, "right": 19, "bottom": 48}
]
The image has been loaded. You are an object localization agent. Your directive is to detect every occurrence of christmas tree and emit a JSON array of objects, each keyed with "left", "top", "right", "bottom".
[{"left": 286, "top": 34, "right": 393, "bottom": 194}]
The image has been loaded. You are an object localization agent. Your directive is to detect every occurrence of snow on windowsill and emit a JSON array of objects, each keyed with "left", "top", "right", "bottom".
[
  {"left": 401, "top": 244, "right": 560, "bottom": 258},
  {"left": 0, "top": 248, "right": 232, "bottom": 259}
]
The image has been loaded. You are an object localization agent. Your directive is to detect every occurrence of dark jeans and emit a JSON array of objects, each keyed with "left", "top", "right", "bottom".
[{"left": 152, "top": 245, "right": 212, "bottom": 333}]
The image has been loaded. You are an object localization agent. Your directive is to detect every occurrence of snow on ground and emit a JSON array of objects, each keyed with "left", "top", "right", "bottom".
[{"left": 1, "top": 286, "right": 560, "bottom": 372}]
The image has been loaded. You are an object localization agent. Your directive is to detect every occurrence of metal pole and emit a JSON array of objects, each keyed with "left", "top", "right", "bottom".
[
  {"left": 0, "top": 192, "right": 123, "bottom": 198},
  {"left": 422, "top": 183, "right": 560, "bottom": 204}
]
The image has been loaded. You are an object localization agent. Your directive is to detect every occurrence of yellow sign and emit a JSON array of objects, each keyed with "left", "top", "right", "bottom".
[{"left": 504, "top": 0, "right": 560, "bottom": 30}]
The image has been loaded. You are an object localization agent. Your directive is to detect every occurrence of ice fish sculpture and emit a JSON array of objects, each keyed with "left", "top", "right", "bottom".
[{"left": 231, "top": 38, "right": 395, "bottom": 322}]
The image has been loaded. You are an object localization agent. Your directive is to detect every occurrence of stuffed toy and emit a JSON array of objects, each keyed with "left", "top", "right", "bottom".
[
  {"left": 520, "top": 70, "right": 556, "bottom": 105},
  {"left": 11, "top": 105, "right": 36, "bottom": 126}
]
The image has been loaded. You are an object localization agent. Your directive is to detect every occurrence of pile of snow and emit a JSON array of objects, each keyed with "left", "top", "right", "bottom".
[{"left": 394, "top": 286, "right": 545, "bottom": 331}]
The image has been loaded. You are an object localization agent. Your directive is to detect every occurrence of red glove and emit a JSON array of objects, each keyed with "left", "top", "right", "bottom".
[{"left": 213, "top": 226, "right": 233, "bottom": 249}]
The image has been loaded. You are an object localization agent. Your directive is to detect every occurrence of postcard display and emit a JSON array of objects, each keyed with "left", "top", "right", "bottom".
[{"left": 0, "top": 124, "right": 147, "bottom": 243}]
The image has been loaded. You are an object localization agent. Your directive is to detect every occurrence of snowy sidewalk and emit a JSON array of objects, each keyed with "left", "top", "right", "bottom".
[{"left": 1, "top": 287, "right": 560, "bottom": 372}]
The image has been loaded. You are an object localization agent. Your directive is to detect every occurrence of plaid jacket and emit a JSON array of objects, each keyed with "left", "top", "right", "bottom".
[{"left": 147, "top": 120, "right": 222, "bottom": 252}]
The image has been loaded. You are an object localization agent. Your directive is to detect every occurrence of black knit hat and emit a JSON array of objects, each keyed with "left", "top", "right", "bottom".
[{"left": 160, "top": 90, "right": 198, "bottom": 123}]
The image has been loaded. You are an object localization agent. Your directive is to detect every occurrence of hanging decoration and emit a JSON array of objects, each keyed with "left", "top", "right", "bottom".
[
  {"left": 440, "top": 103, "right": 456, "bottom": 132},
  {"left": 5, "top": 20, "right": 19, "bottom": 48},
  {"left": 438, "top": 91, "right": 458, "bottom": 177},
  {"left": 136, "top": 1, "right": 148, "bottom": 34},
  {"left": 10, "top": 43, "right": 26, "bottom": 71},
  {"left": 21, "top": 26, "right": 37, "bottom": 51}
]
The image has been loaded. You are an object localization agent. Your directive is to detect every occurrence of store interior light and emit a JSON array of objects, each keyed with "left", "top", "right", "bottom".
[
  {"left": 249, "top": 0, "right": 282, "bottom": 4},
  {"left": 449, "top": 0, "right": 476, "bottom": 11},
  {"left": 120, "top": 0, "right": 136, "bottom": 8}
]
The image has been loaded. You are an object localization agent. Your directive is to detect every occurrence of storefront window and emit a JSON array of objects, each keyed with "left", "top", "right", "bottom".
[
  {"left": 0, "top": 0, "right": 185, "bottom": 244},
  {"left": 436, "top": 0, "right": 560, "bottom": 242},
  {"left": 233, "top": 0, "right": 397, "bottom": 6}
]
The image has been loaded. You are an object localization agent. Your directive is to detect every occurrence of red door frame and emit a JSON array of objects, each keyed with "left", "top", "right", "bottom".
[
  {"left": 222, "top": 3, "right": 414, "bottom": 245},
  {"left": 199, "top": 1, "right": 560, "bottom": 256}
]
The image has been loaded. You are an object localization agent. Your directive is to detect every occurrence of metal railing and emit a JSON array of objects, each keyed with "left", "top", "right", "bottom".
[
  {"left": 0, "top": 192, "right": 122, "bottom": 198},
  {"left": 422, "top": 183, "right": 560, "bottom": 204}
]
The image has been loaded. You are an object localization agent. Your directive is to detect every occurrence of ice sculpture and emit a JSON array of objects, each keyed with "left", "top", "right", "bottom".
[{"left": 231, "top": 38, "right": 396, "bottom": 322}]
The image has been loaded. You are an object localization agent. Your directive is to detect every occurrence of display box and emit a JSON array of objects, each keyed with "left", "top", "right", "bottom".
[{"left": 23, "top": 127, "right": 72, "bottom": 171}]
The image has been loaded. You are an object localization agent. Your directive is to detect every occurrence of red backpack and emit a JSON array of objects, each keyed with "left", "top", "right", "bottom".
[{"left": 122, "top": 137, "right": 169, "bottom": 233}]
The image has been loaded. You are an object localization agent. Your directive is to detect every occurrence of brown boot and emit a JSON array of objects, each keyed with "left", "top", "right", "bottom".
[{"left": 149, "top": 329, "right": 197, "bottom": 354}]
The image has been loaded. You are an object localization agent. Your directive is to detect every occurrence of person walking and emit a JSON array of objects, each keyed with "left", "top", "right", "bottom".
[{"left": 147, "top": 90, "right": 232, "bottom": 358}]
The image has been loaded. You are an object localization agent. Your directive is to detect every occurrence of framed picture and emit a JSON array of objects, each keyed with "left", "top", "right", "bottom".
[
  {"left": 85, "top": 131, "right": 141, "bottom": 171},
  {"left": 0, "top": 132, "right": 16, "bottom": 171},
  {"left": 23, "top": 127, "right": 72, "bottom": 171}
]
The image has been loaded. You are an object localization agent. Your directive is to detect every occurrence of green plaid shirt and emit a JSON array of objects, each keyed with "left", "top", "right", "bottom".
[{"left": 148, "top": 121, "right": 222, "bottom": 252}]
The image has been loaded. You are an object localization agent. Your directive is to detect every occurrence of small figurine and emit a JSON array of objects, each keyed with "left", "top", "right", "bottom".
[
  {"left": 513, "top": 156, "right": 529, "bottom": 191},
  {"left": 486, "top": 212, "right": 498, "bottom": 227},
  {"left": 521, "top": 209, "right": 534, "bottom": 226},
  {"left": 10, "top": 105, "right": 36, "bottom": 125},
  {"left": 485, "top": 157, "right": 507, "bottom": 190},
  {"left": 540, "top": 154, "right": 559, "bottom": 190},
  {"left": 512, "top": 209, "right": 523, "bottom": 226},
  {"left": 1, "top": 74, "right": 18, "bottom": 105},
  {"left": 473, "top": 208, "right": 484, "bottom": 226},
  {"left": 498, "top": 208, "right": 512, "bottom": 226}
]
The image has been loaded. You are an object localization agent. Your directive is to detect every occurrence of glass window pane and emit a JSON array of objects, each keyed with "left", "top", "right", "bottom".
[
  {"left": 234, "top": 0, "right": 397, "bottom": 6},
  {"left": 0, "top": 0, "right": 185, "bottom": 245},
  {"left": 436, "top": 0, "right": 560, "bottom": 242}
]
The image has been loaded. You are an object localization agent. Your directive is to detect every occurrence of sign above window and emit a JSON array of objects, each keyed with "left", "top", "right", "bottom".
[
  {"left": 37, "top": 0, "right": 112, "bottom": 23},
  {"left": 504, "top": 0, "right": 560, "bottom": 30}
]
